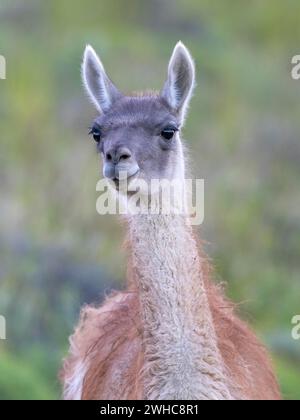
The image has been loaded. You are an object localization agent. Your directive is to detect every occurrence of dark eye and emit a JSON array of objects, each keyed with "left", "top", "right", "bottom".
[
  {"left": 161, "top": 126, "right": 178, "bottom": 140},
  {"left": 89, "top": 125, "right": 102, "bottom": 143}
]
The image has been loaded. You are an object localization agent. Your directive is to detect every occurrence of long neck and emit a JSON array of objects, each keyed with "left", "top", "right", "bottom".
[{"left": 128, "top": 213, "right": 233, "bottom": 400}]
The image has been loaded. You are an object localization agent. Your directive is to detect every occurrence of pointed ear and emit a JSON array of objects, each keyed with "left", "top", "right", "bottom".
[
  {"left": 161, "top": 42, "right": 195, "bottom": 123},
  {"left": 82, "top": 45, "right": 122, "bottom": 113}
]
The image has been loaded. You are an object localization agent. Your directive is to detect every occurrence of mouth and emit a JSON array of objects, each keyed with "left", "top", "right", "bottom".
[
  {"left": 111, "top": 170, "right": 140, "bottom": 191},
  {"left": 112, "top": 177, "right": 119, "bottom": 186}
]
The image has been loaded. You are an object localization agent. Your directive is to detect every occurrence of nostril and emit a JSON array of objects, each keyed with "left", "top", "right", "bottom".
[
  {"left": 106, "top": 148, "right": 131, "bottom": 163},
  {"left": 119, "top": 153, "right": 131, "bottom": 161}
]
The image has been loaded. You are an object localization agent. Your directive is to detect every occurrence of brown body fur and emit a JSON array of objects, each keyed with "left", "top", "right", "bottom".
[{"left": 61, "top": 238, "right": 280, "bottom": 400}]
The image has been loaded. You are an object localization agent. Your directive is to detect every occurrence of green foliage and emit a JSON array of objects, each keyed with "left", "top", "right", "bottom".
[
  {"left": 275, "top": 357, "right": 300, "bottom": 401},
  {"left": 0, "top": 351, "right": 56, "bottom": 400},
  {"left": 0, "top": 0, "right": 299, "bottom": 399}
]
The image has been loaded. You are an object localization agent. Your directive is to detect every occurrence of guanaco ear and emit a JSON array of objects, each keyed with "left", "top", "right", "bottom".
[
  {"left": 82, "top": 45, "right": 122, "bottom": 113},
  {"left": 161, "top": 41, "right": 195, "bottom": 123}
]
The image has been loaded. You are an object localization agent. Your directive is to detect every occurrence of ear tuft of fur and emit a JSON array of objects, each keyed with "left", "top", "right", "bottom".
[
  {"left": 161, "top": 41, "right": 196, "bottom": 123},
  {"left": 82, "top": 45, "right": 121, "bottom": 113}
]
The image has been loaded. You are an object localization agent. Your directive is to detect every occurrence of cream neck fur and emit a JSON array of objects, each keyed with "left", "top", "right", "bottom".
[{"left": 128, "top": 214, "right": 233, "bottom": 400}]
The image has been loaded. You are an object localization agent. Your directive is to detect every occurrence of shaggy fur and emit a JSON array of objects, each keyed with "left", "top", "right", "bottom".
[{"left": 61, "top": 216, "right": 280, "bottom": 400}]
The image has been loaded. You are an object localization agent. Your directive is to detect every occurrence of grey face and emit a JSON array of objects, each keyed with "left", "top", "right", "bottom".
[
  {"left": 82, "top": 42, "right": 195, "bottom": 188},
  {"left": 90, "top": 95, "right": 181, "bottom": 184}
]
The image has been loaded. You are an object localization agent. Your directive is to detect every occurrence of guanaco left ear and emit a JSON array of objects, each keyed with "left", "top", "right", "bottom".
[
  {"left": 161, "top": 41, "right": 195, "bottom": 123},
  {"left": 82, "top": 45, "right": 122, "bottom": 113}
]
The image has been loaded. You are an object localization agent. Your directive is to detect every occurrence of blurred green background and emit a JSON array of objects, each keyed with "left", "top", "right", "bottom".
[{"left": 0, "top": 0, "right": 300, "bottom": 400}]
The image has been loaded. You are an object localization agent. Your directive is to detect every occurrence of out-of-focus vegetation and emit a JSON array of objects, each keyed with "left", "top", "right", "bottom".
[{"left": 0, "top": 0, "right": 299, "bottom": 400}]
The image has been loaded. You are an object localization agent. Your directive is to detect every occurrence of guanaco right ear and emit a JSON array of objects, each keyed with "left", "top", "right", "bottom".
[
  {"left": 82, "top": 45, "right": 122, "bottom": 113},
  {"left": 161, "top": 42, "right": 195, "bottom": 123}
]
